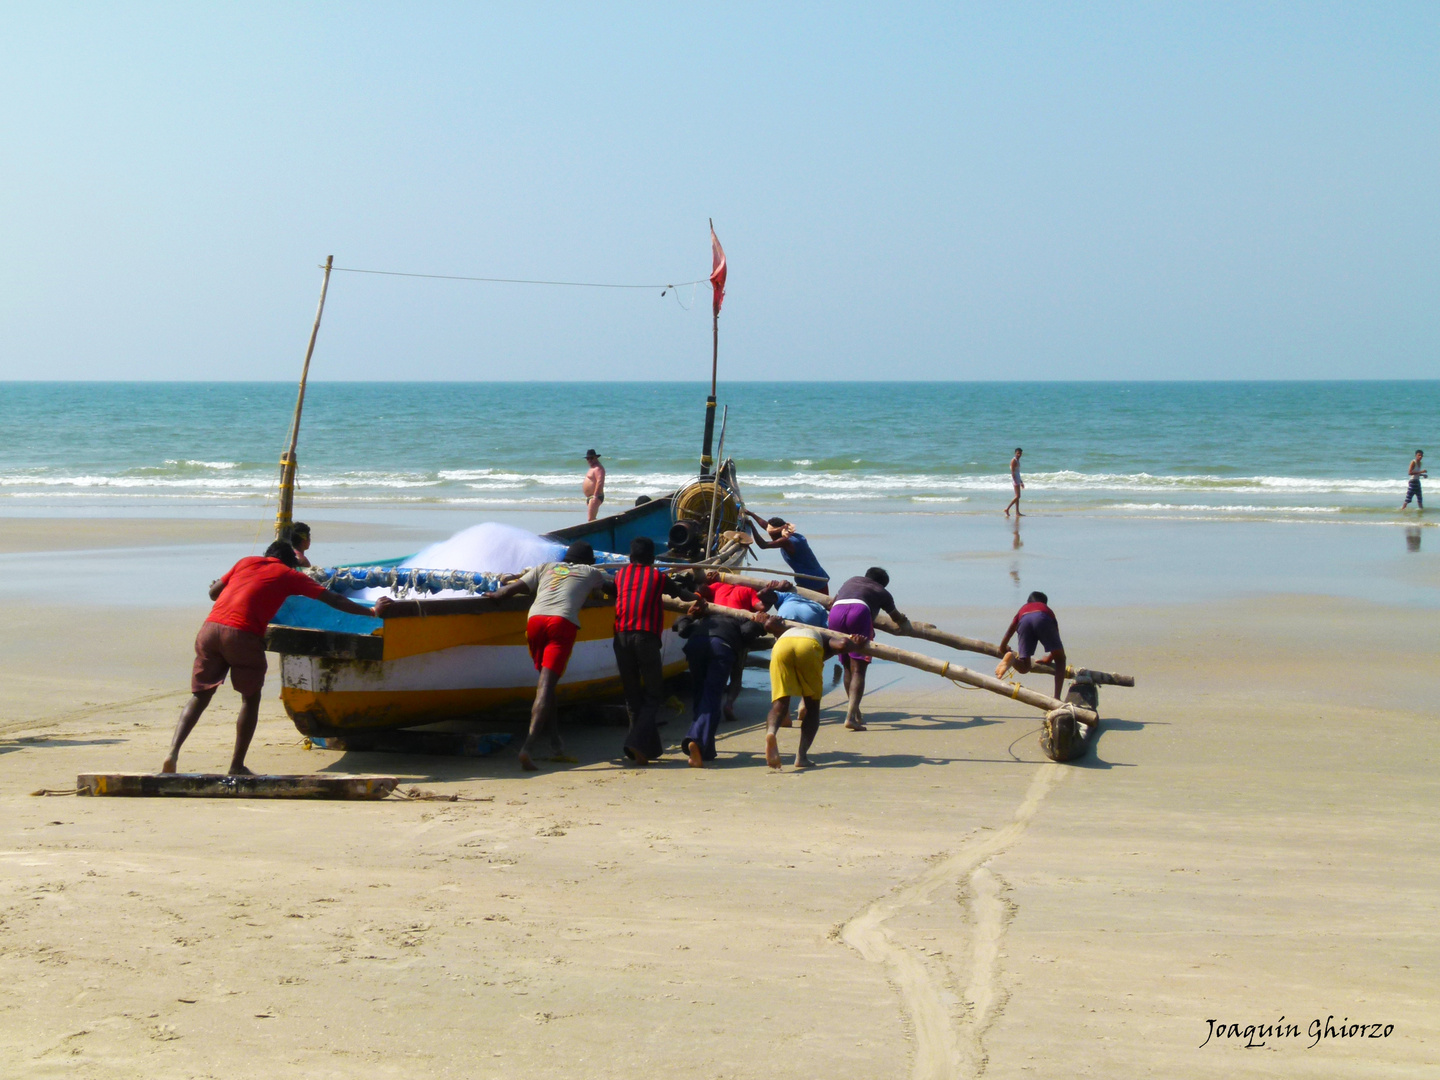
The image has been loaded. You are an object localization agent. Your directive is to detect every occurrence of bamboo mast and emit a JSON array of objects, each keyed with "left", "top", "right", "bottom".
[
  {"left": 274, "top": 255, "right": 334, "bottom": 542},
  {"left": 704, "top": 405, "right": 729, "bottom": 557}
]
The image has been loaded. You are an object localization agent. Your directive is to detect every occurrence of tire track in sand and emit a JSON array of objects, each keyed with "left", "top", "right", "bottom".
[{"left": 841, "top": 764, "right": 1064, "bottom": 1080}]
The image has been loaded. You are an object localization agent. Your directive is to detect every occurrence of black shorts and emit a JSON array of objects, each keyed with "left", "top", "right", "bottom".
[{"left": 1016, "top": 611, "right": 1062, "bottom": 659}]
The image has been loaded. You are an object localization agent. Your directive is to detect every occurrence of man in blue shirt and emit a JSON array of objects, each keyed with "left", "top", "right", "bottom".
[{"left": 745, "top": 511, "right": 831, "bottom": 594}]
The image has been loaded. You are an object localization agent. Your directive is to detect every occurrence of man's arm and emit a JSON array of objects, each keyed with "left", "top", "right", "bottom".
[
  {"left": 315, "top": 591, "right": 381, "bottom": 619},
  {"left": 881, "top": 590, "right": 909, "bottom": 625},
  {"left": 662, "top": 576, "right": 702, "bottom": 603},
  {"left": 208, "top": 579, "right": 226, "bottom": 601},
  {"left": 373, "top": 578, "right": 532, "bottom": 619}
]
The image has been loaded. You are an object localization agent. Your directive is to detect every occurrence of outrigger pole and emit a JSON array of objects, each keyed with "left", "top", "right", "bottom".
[{"left": 275, "top": 255, "right": 334, "bottom": 542}]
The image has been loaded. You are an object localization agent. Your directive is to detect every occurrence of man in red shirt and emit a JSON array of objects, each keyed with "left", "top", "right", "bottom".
[
  {"left": 161, "top": 541, "right": 378, "bottom": 775},
  {"left": 611, "top": 535, "right": 702, "bottom": 765}
]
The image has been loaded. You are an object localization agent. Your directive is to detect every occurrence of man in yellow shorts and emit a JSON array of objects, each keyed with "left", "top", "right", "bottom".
[{"left": 765, "top": 618, "right": 867, "bottom": 770}]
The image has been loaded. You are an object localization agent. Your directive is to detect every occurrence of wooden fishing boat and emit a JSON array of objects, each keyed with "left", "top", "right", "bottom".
[
  {"left": 260, "top": 240, "right": 745, "bottom": 736},
  {"left": 268, "top": 489, "right": 748, "bottom": 736}
]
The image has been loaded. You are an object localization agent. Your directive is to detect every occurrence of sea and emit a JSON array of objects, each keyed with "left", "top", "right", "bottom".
[{"left": 1, "top": 381, "right": 1435, "bottom": 520}]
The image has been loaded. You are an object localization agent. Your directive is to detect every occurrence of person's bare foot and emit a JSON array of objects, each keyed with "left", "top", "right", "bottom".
[
  {"left": 518, "top": 750, "right": 539, "bottom": 771},
  {"left": 994, "top": 659, "right": 1011, "bottom": 679},
  {"left": 160, "top": 757, "right": 177, "bottom": 774},
  {"left": 844, "top": 719, "right": 866, "bottom": 731},
  {"left": 794, "top": 754, "right": 814, "bottom": 769},
  {"left": 688, "top": 741, "right": 704, "bottom": 769},
  {"left": 765, "top": 733, "right": 782, "bottom": 770},
  {"left": 631, "top": 750, "right": 650, "bottom": 766},
  {"left": 723, "top": 705, "right": 737, "bottom": 725},
  {"left": 228, "top": 764, "right": 255, "bottom": 776},
  {"left": 1004, "top": 509, "right": 1009, "bottom": 518}
]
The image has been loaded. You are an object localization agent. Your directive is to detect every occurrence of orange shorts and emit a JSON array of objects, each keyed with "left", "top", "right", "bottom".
[{"left": 526, "top": 615, "right": 579, "bottom": 675}]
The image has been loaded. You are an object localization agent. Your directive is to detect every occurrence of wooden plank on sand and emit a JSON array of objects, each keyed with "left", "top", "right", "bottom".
[{"left": 77, "top": 773, "right": 398, "bottom": 799}]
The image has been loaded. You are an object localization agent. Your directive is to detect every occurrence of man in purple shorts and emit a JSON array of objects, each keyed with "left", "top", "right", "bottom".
[
  {"left": 827, "top": 567, "right": 909, "bottom": 731},
  {"left": 995, "top": 591, "right": 1068, "bottom": 700}
]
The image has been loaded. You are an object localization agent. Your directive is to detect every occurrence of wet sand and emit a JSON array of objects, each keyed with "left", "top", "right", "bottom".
[{"left": 0, "top": 517, "right": 1436, "bottom": 1077}]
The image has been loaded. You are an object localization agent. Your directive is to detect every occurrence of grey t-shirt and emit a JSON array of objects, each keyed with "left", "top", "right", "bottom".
[
  {"left": 519, "top": 562, "right": 612, "bottom": 627},
  {"left": 780, "top": 625, "right": 825, "bottom": 645}
]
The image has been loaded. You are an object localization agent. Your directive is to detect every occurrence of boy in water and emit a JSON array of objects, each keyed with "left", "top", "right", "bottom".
[
  {"left": 1004, "top": 448, "right": 1024, "bottom": 518},
  {"left": 995, "top": 591, "right": 1068, "bottom": 701},
  {"left": 1402, "top": 450, "right": 1426, "bottom": 511}
]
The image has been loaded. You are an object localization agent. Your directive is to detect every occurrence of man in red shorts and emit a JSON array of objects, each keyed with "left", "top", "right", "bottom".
[
  {"left": 476, "top": 541, "right": 614, "bottom": 770},
  {"left": 996, "top": 591, "right": 1068, "bottom": 700},
  {"left": 162, "top": 541, "right": 378, "bottom": 775}
]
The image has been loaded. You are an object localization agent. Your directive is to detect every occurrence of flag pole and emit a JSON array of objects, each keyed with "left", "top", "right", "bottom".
[{"left": 700, "top": 219, "right": 721, "bottom": 475}]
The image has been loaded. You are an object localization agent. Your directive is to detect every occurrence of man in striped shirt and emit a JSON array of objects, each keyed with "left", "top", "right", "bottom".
[{"left": 612, "top": 535, "right": 702, "bottom": 764}]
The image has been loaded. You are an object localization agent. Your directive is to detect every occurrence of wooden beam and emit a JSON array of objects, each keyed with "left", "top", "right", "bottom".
[
  {"left": 78, "top": 773, "right": 397, "bottom": 799},
  {"left": 664, "top": 598, "right": 1099, "bottom": 724},
  {"left": 712, "top": 570, "right": 1134, "bottom": 687}
]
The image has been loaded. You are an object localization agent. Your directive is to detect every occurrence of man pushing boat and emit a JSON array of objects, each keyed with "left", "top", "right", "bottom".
[
  {"left": 162, "top": 541, "right": 377, "bottom": 775},
  {"left": 995, "top": 591, "right": 1068, "bottom": 700},
  {"left": 828, "top": 567, "right": 910, "bottom": 731},
  {"left": 467, "top": 541, "right": 614, "bottom": 770}
]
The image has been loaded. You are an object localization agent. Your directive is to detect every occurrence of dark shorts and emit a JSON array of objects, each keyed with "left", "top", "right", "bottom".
[
  {"left": 1015, "top": 610, "right": 1062, "bottom": 660},
  {"left": 527, "top": 615, "right": 579, "bottom": 675},
  {"left": 192, "top": 621, "right": 268, "bottom": 697},
  {"left": 827, "top": 600, "right": 874, "bottom": 664}
]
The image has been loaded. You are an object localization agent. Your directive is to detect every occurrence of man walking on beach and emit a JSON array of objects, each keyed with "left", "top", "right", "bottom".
[
  {"left": 1402, "top": 450, "right": 1426, "bottom": 511},
  {"left": 162, "top": 541, "right": 378, "bottom": 775},
  {"left": 583, "top": 449, "right": 606, "bottom": 521},
  {"left": 745, "top": 510, "right": 831, "bottom": 593},
  {"left": 765, "top": 617, "right": 866, "bottom": 770},
  {"left": 1004, "top": 448, "right": 1025, "bottom": 518},
  {"left": 474, "top": 541, "right": 613, "bottom": 770},
  {"left": 828, "top": 568, "right": 909, "bottom": 731},
  {"left": 995, "top": 591, "right": 1068, "bottom": 701},
  {"left": 611, "top": 536, "right": 702, "bottom": 765}
]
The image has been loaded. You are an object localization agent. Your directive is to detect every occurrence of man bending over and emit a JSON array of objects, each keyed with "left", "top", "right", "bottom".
[
  {"left": 163, "top": 541, "right": 377, "bottom": 775},
  {"left": 995, "top": 591, "right": 1068, "bottom": 700}
]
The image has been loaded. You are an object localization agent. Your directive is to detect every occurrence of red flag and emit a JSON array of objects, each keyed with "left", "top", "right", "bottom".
[{"left": 710, "top": 222, "right": 727, "bottom": 315}]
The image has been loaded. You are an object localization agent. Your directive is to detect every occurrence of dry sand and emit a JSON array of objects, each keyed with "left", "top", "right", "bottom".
[{"left": 0, "top": 519, "right": 1436, "bottom": 1078}]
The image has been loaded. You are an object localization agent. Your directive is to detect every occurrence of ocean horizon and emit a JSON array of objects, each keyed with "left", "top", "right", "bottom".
[{"left": 2, "top": 380, "right": 1435, "bottom": 522}]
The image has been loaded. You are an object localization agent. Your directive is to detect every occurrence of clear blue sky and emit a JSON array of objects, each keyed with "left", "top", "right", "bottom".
[{"left": 1, "top": 3, "right": 1435, "bottom": 381}]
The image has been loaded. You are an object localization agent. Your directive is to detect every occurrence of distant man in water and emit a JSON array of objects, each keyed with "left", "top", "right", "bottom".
[
  {"left": 162, "top": 541, "right": 377, "bottom": 775},
  {"left": 828, "top": 568, "right": 909, "bottom": 731},
  {"left": 473, "top": 541, "right": 613, "bottom": 770},
  {"left": 745, "top": 510, "right": 831, "bottom": 593},
  {"left": 583, "top": 449, "right": 606, "bottom": 521},
  {"left": 611, "top": 535, "right": 702, "bottom": 766},
  {"left": 1004, "top": 448, "right": 1025, "bottom": 518},
  {"left": 995, "top": 590, "right": 1068, "bottom": 701},
  {"left": 1402, "top": 450, "right": 1426, "bottom": 511},
  {"left": 765, "top": 617, "right": 867, "bottom": 770},
  {"left": 289, "top": 521, "right": 312, "bottom": 567}
]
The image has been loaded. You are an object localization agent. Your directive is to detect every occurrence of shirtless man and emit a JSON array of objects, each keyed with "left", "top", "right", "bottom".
[
  {"left": 583, "top": 449, "right": 606, "bottom": 522},
  {"left": 1402, "top": 450, "right": 1426, "bottom": 511},
  {"left": 1004, "top": 447, "right": 1024, "bottom": 518}
]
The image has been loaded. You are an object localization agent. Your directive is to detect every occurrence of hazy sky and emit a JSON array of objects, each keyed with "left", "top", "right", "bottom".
[{"left": 1, "top": 4, "right": 1435, "bottom": 381}]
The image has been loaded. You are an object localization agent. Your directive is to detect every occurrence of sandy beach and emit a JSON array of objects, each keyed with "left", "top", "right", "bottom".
[{"left": 0, "top": 514, "right": 1435, "bottom": 1078}]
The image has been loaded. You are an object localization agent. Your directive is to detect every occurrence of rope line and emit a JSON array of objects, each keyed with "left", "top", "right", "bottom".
[{"left": 329, "top": 265, "right": 709, "bottom": 291}]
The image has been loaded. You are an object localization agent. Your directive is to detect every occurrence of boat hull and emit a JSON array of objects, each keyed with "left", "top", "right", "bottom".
[{"left": 278, "top": 606, "right": 688, "bottom": 735}]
